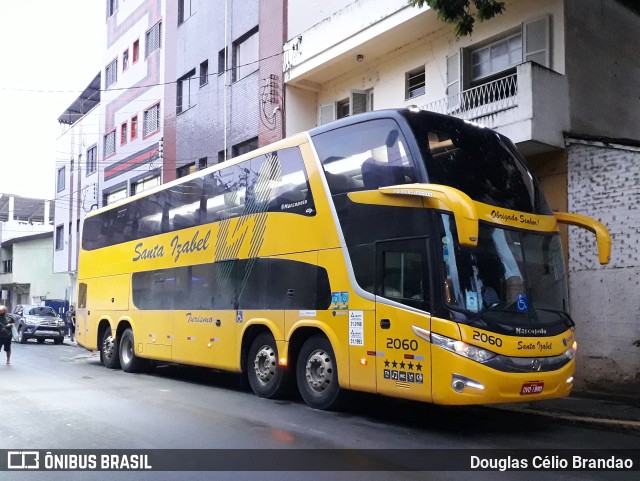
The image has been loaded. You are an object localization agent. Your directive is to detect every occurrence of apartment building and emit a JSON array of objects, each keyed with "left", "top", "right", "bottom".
[
  {"left": 283, "top": 0, "right": 640, "bottom": 392},
  {"left": 169, "top": 0, "right": 287, "bottom": 178},
  {"left": 54, "top": 74, "right": 101, "bottom": 297},
  {"left": 101, "top": 0, "right": 167, "bottom": 205}
]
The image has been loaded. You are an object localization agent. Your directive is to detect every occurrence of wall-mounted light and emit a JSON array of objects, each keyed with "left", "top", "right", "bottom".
[{"left": 356, "top": 54, "right": 364, "bottom": 62}]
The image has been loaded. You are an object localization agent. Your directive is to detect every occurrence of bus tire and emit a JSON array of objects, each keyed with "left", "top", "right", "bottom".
[
  {"left": 247, "top": 332, "right": 289, "bottom": 399},
  {"left": 119, "top": 328, "right": 147, "bottom": 373},
  {"left": 101, "top": 327, "right": 121, "bottom": 370},
  {"left": 296, "top": 335, "right": 344, "bottom": 410}
]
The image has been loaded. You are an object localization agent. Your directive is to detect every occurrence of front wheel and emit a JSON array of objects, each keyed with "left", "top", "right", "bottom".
[
  {"left": 18, "top": 327, "right": 28, "bottom": 344},
  {"left": 101, "top": 327, "right": 121, "bottom": 369},
  {"left": 247, "top": 332, "right": 289, "bottom": 399},
  {"left": 296, "top": 335, "right": 345, "bottom": 410},
  {"left": 119, "top": 328, "right": 148, "bottom": 373}
]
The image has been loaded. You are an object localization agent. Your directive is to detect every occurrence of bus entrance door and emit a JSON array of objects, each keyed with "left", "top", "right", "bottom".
[{"left": 375, "top": 239, "right": 432, "bottom": 402}]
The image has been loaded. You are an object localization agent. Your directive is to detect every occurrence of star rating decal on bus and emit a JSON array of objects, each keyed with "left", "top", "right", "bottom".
[{"left": 383, "top": 359, "right": 424, "bottom": 384}]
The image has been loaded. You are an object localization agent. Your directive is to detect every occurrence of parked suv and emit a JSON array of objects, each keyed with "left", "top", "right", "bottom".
[{"left": 13, "top": 305, "right": 65, "bottom": 344}]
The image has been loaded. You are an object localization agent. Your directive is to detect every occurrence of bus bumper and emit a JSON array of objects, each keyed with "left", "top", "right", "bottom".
[{"left": 431, "top": 348, "right": 575, "bottom": 405}]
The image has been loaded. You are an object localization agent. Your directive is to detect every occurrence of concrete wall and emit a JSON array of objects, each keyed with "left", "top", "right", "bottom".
[
  {"left": 564, "top": 0, "right": 640, "bottom": 140},
  {"left": 567, "top": 140, "right": 640, "bottom": 393}
]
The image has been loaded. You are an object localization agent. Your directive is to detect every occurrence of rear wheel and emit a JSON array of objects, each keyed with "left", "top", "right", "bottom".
[
  {"left": 101, "top": 327, "right": 121, "bottom": 369},
  {"left": 37, "top": 338, "right": 45, "bottom": 344},
  {"left": 119, "top": 328, "right": 148, "bottom": 373},
  {"left": 247, "top": 332, "right": 289, "bottom": 399},
  {"left": 296, "top": 335, "right": 345, "bottom": 410}
]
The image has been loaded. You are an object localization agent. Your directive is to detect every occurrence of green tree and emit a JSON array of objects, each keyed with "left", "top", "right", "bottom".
[{"left": 409, "top": 0, "right": 506, "bottom": 37}]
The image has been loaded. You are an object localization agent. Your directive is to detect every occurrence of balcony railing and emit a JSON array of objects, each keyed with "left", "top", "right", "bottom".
[{"left": 422, "top": 73, "right": 518, "bottom": 120}]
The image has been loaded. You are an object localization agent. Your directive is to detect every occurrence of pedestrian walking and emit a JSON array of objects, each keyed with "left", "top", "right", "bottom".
[
  {"left": 0, "top": 305, "right": 15, "bottom": 365},
  {"left": 66, "top": 305, "right": 76, "bottom": 343}
]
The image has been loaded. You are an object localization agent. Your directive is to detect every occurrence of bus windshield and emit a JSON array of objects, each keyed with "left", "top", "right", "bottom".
[
  {"left": 439, "top": 213, "right": 569, "bottom": 328},
  {"left": 406, "top": 113, "right": 551, "bottom": 215}
]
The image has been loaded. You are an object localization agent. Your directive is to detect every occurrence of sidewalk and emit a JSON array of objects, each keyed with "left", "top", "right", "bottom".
[{"left": 491, "top": 392, "right": 640, "bottom": 432}]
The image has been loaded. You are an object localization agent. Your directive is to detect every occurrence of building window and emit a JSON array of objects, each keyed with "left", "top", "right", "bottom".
[
  {"left": 178, "top": 0, "right": 193, "bottom": 25},
  {"left": 218, "top": 48, "right": 226, "bottom": 75},
  {"left": 106, "top": 0, "right": 117, "bottom": 18},
  {"left": 2, "top": 259, "right": 12, "bottom": 274},
  {"left": 57, "top": 167, "right": 66, "bottom": 193},
  {"left": 143, "top": 103, "right": 160, "bottom": 137},
  {"left": 105, "top": 59, "right": 118, "bottom": 87},
  {"left": 146, "top": 22, "right": 162, "bottom": 57},
  {"left": 121, "top": 122, "right": 128, "bottom": 145},
  {"left": 132, "top": 175, "right": 160, "bottom": 195},
  {"left": 104, "top": 187, "right": 127, "bottom": 206},
  {"left": 200, "top": 60, "right": 209, "bottom": 87},
  {"left": 86, "top": 145, "right": 97, "bottom": 174},
  {"left": 198, "top": 157, "right": 208, "bottom": 170},
  {"left": 232, "top": 137, "right": 258, "bottom": 157},
  {"left": 177, "top": 70, "right": 196, "bottom": 114},
  {"left": 218, "top": 150, "right": 226, "bottom": 164},
  {"left": 471, "top": 32, "right": 522, "bottom": 82},
  {"left": 406, "top": 67, "right": 426, "bottom": 99},
  {"left": 177, "top": 162, "right": 196, "bottom": 178},
  {"left": 336, "top": 98, "right": 349, "bottom": 119},
  {"left": 133, "top": 39, "right": 140, "bottom": 63},
  {"left": 55, "top": 225, "right": 64, "bottom": 251},
  {"left": 131, "top": 115, "right": 138, "bottom": 140},
  {"left": 104, "top": 130, "right": 116, "bottom": 157},
  {"left": 232, "top": 27, "right": 259, "bottom": 82},
  {"left": 123, "top": 48, "right": 129, "bottom": 71}
]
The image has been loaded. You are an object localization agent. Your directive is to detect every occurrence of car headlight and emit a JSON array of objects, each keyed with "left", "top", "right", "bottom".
[
  {"left": 58, "top": 320, "right": 65, "bottom": 327},
  {"left": 431, "top": 332, "right": 496, "bottom": 363}
]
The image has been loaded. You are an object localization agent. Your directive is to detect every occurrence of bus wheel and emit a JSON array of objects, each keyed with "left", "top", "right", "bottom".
[
  {"left": 101, "top": 327, "right": 121, "bottom": 370},
  {"left": 297, "top": 335, "right": 344, "bottom": 410},
  {"left": 119, "top": 328, "right": 147, "bottom": 373},
  {"left": 247, "top": 333, "right": 288, "bottom": 399}
]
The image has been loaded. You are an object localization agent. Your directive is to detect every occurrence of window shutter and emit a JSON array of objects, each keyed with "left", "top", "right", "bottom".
[
  {"left": 350, "top": 90, "right": 368, "bottom": 115},
  {"left": 523, "top": 15, "right": 550, "bottom": 68},
  {"left": 318, "top": 103, "right": 336, "bottom": 126},
  {"left": 446, "top": 51, "right": 461, "bottom": 111}
]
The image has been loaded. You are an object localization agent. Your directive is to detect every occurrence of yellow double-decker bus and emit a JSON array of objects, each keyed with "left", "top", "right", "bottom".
[{"left": 76, "top": 108, "right": 610, "bottom": 409}]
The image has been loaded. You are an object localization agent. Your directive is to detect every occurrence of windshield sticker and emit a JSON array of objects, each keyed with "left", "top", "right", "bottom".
[
  {"left": 331, "top": 291, "right": 349, "bottom": 310},
  {"left": 466, "top": 291, "right": 479, "bottom": 313},
  {"left": 516, "top": 294, "right": 529, "bottom": 312}
]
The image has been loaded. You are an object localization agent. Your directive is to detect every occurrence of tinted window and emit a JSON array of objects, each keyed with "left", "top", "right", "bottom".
[
  {"left": 132, "top": 258, "right": 331, "bottom": 311},
  {"left": 406, "top": 113, "right": 551, "bottom": 214},
  {"left": 83, "top": 147, "right": 314, "bottom": 251},
  {"left": 312, "top": 119, "right": 418, "bottom": 196}
]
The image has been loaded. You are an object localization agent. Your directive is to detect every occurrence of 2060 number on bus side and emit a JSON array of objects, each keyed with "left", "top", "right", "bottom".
[{"left": 386, "top": 338, "right": 419, "bottom": 351}]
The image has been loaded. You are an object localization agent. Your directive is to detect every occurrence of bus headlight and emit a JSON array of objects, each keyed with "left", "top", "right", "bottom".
[
  {"left": 564, "top": 340, "right": 577, "bottom": 360},
  {"left": 431, "top": 333, "right": 496, "bottom": 363}
]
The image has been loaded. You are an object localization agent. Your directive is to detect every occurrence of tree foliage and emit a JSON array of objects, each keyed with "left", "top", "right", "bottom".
[{"left": 409, "top": 0, "right": 506, "bottom": 37}]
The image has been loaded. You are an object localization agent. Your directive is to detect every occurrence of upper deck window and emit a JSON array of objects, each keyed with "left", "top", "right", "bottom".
[{"left": 313, "top": 119, "right": 418, "bottom": 196}]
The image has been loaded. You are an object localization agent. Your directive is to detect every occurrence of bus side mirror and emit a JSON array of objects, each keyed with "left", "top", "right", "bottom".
[
  {"left": 554, "top": 211, "right": 611, "bottom": 265},
  {"left": 378, "top": 183, "right": 479, "bottom": 247}
]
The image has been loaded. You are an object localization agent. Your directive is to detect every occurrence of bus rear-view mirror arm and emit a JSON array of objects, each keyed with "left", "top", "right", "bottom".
[
  {"left": 554, "top": 212, "right": 611, "bottom": 265},
  {"left": 378, "top": 183, "right": 479, "bottom": 248}
]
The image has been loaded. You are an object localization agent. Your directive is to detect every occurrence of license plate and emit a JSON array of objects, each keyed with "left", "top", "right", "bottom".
[{"left": 520, "top": 381, "right": 544, "bottom": 395}]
